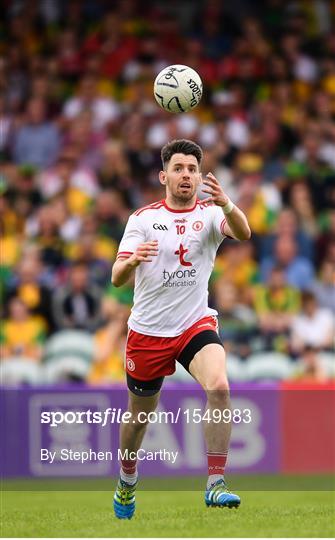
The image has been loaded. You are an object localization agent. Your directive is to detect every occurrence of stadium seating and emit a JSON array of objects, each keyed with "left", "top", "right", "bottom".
[
  {"left": 42, "top": 330, "right": 94, "bottom": 383},
  {"left": 318, "top": 352, "right": 335, "bottom": 378},
  {"left": 226, "top": 354, "right": 246, "bottom": 382},
  {"left": 245, "top": 353, "right": 294, "bottom": 381},
  {"left": 0, "top": 358, "right": 43, "bottom": 385}
]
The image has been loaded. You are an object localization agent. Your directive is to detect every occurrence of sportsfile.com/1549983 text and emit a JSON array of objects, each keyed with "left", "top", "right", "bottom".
[{"left": 40, "top": 408, "right": 252, "bottom": 427}]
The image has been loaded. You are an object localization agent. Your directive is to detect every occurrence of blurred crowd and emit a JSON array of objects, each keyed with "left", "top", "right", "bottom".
[{"left": 1, "top": 0, "right": 334, "bottom": 385}]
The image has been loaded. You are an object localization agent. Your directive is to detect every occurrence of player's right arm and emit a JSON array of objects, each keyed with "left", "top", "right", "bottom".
[{"left": 111, "top": 240, "right": 158, "bottom": 287}]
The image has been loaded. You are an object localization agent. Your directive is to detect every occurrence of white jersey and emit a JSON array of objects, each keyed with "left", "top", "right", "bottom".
[{"left": 116, "top": 199, "right": 228, "bottom": 336}]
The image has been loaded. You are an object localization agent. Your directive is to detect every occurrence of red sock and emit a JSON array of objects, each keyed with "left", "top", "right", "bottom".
[
  {"left": 207, "top": 452, "right": 227, "bottom": 477},
  {"left": 121, "top": 458, "right": 137, "bottom": 475}
]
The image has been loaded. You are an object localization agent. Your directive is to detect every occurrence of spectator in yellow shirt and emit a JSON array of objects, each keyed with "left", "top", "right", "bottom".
[
  {"left": 253, "top": 266, "right": 300, "bottom": 352},
  {"left": 1, "top": 297, "right": 46, "bottom": 362},
  {"left": 88, "top": 300, "right": 130, "bottom": 384}
]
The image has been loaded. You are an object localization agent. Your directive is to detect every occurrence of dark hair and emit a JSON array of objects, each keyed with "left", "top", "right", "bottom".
[
  {"left": 71, "top": 260, "right": 88, "bottom": 271},
  {"left": 301, "top": 290, "right": 316, "bottom": 304},
  {"left": 161, "top": 139, "right": 203, "bottom": 169}
]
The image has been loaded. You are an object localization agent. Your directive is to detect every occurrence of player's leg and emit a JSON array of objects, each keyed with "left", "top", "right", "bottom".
[
  {"left": 188, "top": 342, "right": 240, "bottom": 508},
  {"left": 114, "top": 375, "right": 163, "bottom": 519},
  {"left": 189, "top": 342, "right": 230, "bottom": 458},
  {"left": 120, "top": 386, "right": 161, "bottom": 478},
  {"left": 115, "top": 327, "right": 175, "bottom": 518}
]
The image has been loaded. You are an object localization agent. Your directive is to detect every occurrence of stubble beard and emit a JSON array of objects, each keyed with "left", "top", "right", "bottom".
[{"left": 170, "top": 186, "right": 197, "bottom": 207}]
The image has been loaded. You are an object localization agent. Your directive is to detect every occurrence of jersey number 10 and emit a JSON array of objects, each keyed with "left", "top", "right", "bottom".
[{"left": 176, "top": 225, "right": 186, "bottom": 235}]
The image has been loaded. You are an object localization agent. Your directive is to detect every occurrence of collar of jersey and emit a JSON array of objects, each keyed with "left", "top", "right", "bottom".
[{"left": 163, "top": 198, "right": 199, "bottom": 213}]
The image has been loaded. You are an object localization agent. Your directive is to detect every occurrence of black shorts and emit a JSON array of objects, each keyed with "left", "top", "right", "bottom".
[{"left": 127, "top": 329, "right": 223, "bottom": 397}]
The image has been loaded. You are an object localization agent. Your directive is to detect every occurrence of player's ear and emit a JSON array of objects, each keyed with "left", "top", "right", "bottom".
[
  {"left": 198, "top": 172, "right": 203, "bottom": 184},
  {"left": 159, "top": 170, "right": 167, "bottom": 185}
]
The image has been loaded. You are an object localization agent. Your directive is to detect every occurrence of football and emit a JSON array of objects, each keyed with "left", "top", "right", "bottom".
[{"left": 153, "top": 64, "right": 203, "bottom": 113}]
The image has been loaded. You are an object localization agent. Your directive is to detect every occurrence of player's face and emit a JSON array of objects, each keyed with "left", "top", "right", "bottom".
[{"left": 160, "top": 153, "right": 202, "bottom": 203}]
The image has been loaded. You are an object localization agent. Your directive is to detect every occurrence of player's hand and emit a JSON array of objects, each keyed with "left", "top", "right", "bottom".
[
  {"left": 201, "top": 172, "right": 230, "bottom": 207},
  {"left": 128, "top": 240, "right": 159, "bottom": 267}
]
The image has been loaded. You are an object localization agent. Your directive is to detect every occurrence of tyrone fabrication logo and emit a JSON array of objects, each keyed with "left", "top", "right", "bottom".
[
  {"left": 175, "top": 243, "right": 192, "bottom": 267},
  {"left": 162, "top": 244, "right": 196, "bottom": 288}
]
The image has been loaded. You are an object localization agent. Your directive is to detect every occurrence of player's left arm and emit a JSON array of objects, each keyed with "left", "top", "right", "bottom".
[{"left": 202, "top": 172, "right": 251, "bottom": 241}]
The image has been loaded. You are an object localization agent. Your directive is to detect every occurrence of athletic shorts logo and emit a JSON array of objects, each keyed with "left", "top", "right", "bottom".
[
  {"left": 127, "top": 358, "right": 136, "bottom": 371},
  {"left": 192, "top": 220, "right": 203, "bottom": 231}
]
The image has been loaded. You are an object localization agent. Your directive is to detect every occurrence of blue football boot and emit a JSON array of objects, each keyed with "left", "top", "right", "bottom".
[
  {"left": 205, "top": 478, "right": 241, "bottom": 509},
  {"left": 113, "top": 478, "right": 137, "bottom": 519}
]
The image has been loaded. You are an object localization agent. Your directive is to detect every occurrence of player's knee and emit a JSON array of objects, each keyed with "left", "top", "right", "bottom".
[
  {"left": 206, "top": 385, "right": 230, "bottom": 409},
  {"left": 205, "top": 375, "right": 230, "bottom": 394}
]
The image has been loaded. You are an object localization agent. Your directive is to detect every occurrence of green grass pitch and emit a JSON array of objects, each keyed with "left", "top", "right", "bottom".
[{"left": 1, "top": 478, "right": 334, "bottom": 538}]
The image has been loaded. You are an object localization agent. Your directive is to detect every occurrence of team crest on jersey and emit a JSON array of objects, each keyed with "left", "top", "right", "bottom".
[
  {"left": 192, "top": 220, "right": 204, "bottom": 231},
  {"left": 127, "top": 358, "right": 136, "bottom": 371}
]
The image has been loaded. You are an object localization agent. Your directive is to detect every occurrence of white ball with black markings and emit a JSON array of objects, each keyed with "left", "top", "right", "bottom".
[{"left": 154, "top": 64, "right": 203, "bottom": 113}]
